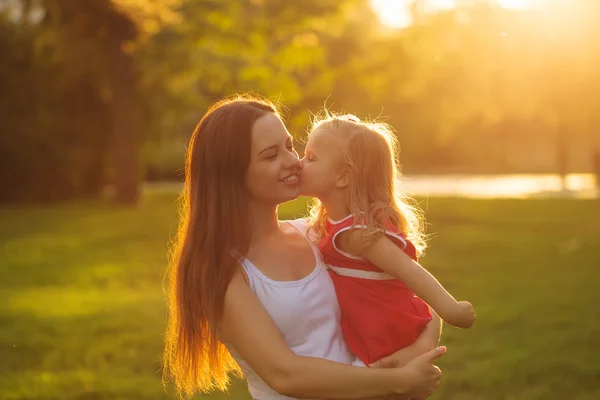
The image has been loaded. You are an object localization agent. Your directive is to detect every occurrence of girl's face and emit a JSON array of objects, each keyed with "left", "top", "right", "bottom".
[
  {"left": 299, "top": 127, "right": 346, "bottom": 199},
  {"left": 245, "top": 113, "right": 301, "bottom": 203}
]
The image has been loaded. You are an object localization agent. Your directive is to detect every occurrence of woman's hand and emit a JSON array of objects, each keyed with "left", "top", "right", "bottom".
[
  {"left": 371, "top": 309, "right": 442, "bottom": 369},
  {"left": 354, "top": 346, "right": 445, "bottom": 400},
  {"left": 398, "top": 346, "right": 446, "bottom": 399},
  {"left": 370, "top": 345, "right": 424, "bottom": 370}
]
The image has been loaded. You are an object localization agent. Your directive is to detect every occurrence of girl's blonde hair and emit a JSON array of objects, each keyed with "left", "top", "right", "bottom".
[{"left": 307, "top": 112, "right": 427, "bottom": 256}]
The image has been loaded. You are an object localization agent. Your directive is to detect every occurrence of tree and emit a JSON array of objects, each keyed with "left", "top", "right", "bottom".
[{"left": 43, "top": 0, "right": 180, "bottom": 204}]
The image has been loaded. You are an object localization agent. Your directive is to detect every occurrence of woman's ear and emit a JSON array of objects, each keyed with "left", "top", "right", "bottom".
[{"left": 336, "top": 168, "right": 350, "bottom": 188}]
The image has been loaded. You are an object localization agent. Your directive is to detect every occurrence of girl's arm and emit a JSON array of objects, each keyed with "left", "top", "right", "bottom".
[
  {"left": 337, "top": 231, "right": 475, "bottom": 328},
  {"left": 219, "top": 269, "right": 445, "bottom": 399}
]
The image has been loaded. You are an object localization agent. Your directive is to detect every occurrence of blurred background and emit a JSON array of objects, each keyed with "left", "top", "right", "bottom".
[{"left": 0, "top": 0, "right": 598, "bottom": 399}]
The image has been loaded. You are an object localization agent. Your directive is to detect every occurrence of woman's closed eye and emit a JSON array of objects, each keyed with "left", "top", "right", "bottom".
[{"left": 265, "top": 139, "right": 295, "bottom": 160}]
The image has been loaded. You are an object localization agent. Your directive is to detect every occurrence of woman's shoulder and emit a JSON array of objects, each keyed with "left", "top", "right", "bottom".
[
  {"left": 284, "top": 216, "right": 310, "bottom": 225},
  {"left": 282, "top": 217, "right": 321, "bottom": 245},
  {"left": 282, "top": 217, "right": 310, "bottom": 232}
]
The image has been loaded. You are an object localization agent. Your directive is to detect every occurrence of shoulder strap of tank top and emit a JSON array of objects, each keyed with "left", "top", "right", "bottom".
[{"left": 238, "top": 259, "right": 257, "bottom": 291}]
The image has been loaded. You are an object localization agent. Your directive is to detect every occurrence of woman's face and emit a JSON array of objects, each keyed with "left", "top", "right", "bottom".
[{"left": 245, "top": 113, "right": 301, "bottom": 203}]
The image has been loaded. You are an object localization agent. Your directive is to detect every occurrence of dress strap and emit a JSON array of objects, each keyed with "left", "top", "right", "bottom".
[{"left": 325, "top": 264, "right": 395, "bottom": 280}]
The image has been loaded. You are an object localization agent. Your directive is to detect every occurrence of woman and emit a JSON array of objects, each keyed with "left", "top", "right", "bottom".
[{"left": 164, "top": 95, "right": 445, "bottom": 399}]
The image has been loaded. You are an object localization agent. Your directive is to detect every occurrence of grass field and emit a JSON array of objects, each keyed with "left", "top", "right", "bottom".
[{"left": 1, "top": 190, "right": 599, "bottom": 399}]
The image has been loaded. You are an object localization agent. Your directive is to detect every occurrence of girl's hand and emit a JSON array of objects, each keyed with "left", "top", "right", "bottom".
[{"left": 397, "top": 346, "right": 446, "bottom": 398}]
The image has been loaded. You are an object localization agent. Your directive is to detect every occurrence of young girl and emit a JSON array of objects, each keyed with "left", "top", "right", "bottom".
[{"left": 300, "top": 113, "right": 476, "bottom": 367}]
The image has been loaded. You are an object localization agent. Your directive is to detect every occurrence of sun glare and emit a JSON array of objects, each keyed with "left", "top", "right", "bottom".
[
  {"left": 370, "top": 0, "right": 412, "bottom": 29},
  {"left": 371, "top": 0, "right": 555, "bottom": 28},
  {"left": 497, "top": 0, "right": 540, "bottom": 9}
]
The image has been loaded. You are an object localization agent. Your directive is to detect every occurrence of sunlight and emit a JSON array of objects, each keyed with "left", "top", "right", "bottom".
[
  {"left": 497, "top": 0, "right": 529, "bottom": 9},
  {"left": 371, "top": 0, "right": 558, "bottom": 28},
  {"left": 497, "top": 0, "right": 558, "bottom": 9},
  {"left": 497, "top": 0, "right": 548, "bottom": 9},
  {"left": 370, "top": 0, "right": 457, "bottom": 28},
  {"left": 370, "top": 0, "right": 412, "bottom": 29}
]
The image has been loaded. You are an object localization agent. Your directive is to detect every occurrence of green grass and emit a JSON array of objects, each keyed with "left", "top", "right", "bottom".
[{"left": 0, "top": 192, "right": 599, "bottom": 399}]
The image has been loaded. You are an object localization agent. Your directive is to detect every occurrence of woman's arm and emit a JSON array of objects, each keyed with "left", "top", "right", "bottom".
[
  {"left": 336, "top": 311, "right": 442, "bottom": 400},
  {"left": 219, "top": 269, "right": 445, "bottom": 399},
  {"left": 338, "top": 231, "right": 475, "bottom": 328}
]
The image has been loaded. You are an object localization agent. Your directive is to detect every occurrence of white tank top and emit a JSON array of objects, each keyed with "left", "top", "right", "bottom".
[{"left": 225, "top": 219, "right": 356, "bottom": 400}]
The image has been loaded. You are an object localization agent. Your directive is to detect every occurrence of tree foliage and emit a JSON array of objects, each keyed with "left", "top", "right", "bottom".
[{"left": 1, "top": 0, "right": 599, "bottom": 203}]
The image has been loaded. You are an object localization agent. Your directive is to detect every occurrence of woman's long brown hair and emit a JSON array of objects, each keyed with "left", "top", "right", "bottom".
[{"left": 163, "top": 95, "right": 278, "bottom": 397}]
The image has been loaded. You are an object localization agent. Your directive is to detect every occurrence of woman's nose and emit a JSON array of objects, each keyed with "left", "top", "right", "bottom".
[{"left": 285, "top": 151, "right": 301, "bottom": 169}]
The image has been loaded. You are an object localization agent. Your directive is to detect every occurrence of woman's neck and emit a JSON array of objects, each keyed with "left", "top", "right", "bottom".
[{"left": 248, "top": 200, "right": 282, "bottom": 244}]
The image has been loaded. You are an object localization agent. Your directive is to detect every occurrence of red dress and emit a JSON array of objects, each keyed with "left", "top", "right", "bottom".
[{"left": 320, "top": 215, "right": 432, "bottom": 365}]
